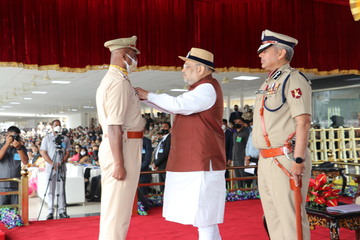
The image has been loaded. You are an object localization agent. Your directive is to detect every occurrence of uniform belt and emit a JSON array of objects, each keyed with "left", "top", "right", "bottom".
[
  {"left": 260, "top": 146, "right": 292, "bottom": 158},
  {"left": 127, "top": 131, "right": 143, "bottom": 139},
  {"left": 104, "top": 131, "right": 143, "bottom": 139}
]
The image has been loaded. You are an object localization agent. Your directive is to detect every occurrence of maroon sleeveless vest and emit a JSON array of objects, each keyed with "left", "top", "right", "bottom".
[{"left": 166, "top": 74, "right": 226, "bottom": 172}]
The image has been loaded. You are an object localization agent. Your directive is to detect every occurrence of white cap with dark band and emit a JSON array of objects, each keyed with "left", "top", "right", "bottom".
[{"left": 258, "top": 30, "right": 298, "bottom": 53}]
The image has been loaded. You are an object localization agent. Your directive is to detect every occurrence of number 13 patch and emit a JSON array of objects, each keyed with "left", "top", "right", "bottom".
[{"left": 291, "top": 88, "right": 302, "bottom": 98}]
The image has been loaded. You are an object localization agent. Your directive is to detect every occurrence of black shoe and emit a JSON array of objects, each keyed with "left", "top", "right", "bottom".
[
  {"left": 46, "top": 213, "right": 54, "bottom": 220},
  {"left": 59, "top": 212, "right": 70, "bottom": 219},
  {"left": 88, "top": 197, "right": 100, "bottom": 202}
]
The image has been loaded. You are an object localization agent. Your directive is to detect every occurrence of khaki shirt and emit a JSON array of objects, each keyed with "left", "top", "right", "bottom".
[
  {"left": 96, "top": 66, "right": 144, "bottom": 134},
  {"left": 252, "top": 63, "right": 312, "bottom": 149}
]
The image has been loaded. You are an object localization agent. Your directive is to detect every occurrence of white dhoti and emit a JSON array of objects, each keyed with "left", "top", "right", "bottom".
[{"left": 163, "top": 170, "right": 226, "bottom": 227}]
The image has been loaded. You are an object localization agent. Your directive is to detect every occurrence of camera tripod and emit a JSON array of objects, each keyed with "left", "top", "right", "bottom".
[{"left": 37, "top": 146, "right": 68, "bottom": 220}]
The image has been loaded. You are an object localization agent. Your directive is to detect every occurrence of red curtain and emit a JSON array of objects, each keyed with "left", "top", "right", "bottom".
[{"left": 0, "top": 0, "right": 359, "bottom": 74}]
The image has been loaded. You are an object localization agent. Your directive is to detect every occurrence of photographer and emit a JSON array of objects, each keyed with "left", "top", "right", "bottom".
[
  {"left": 40, "top": 120, "right": 72, "bottom": 220},
  {"left": 0, "top": 126, "right": 28, "bottom": 205}
]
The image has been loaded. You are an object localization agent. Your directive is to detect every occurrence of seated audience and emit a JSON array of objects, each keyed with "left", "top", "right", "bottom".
[
  {"left": 69, "top": 144, "right": 82, "bottom": 162},
  {"left": 28, "top": 145, "right": 42, "bottom": 166},
  {"left": 69, "top": 144, "right": 90, "bottom": 164},
  {"left": 77, "top": 147, "right": 90, "bottom": 164}
]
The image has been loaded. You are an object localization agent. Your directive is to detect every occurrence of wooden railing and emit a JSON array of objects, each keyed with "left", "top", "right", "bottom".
[
  {"left": 309, "top": 127, "right": 360, "bottom": 174},
  {"left": 0, "top": 169, "right": 29, "bottom": 225},
  {"left": 134, "top": 166, "right": 258, "bottom": 214}
]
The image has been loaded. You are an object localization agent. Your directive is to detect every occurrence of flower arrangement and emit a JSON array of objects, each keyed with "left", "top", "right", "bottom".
[
  {"left": 226, "top": 190, "right": 260, "bottom": 202},
  {"left": 0, "top": 208, "right": 23, "bottom": 229},
  {"left": 307, "top": 173, "right": 340, "bottom": 210}
]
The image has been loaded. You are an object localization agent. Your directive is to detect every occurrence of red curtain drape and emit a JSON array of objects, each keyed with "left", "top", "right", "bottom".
[{"left": 0, "top": 0, "right": 359, "bottom": 74}]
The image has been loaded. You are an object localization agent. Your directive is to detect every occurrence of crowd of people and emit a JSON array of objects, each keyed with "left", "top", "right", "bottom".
[
  {"left": 0, "top": 124, "right": 103, "bottom": 206},
  {"left": 0, "top": 112, "right": 175, "bottom": 202}
]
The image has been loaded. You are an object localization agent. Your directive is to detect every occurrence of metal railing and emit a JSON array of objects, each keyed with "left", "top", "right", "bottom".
[{"left": 0, "top": 168, "right": 29, "bottom": 225}]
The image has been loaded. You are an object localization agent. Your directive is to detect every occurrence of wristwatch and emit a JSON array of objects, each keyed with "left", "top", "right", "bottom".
[{"left": 294, "top": 157, "right": 304, "bottom": 164}]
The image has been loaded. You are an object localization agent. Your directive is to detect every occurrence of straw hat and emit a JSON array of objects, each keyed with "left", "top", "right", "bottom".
[{"left": 179, "top": 47, "right": 215, "bottom": 70}]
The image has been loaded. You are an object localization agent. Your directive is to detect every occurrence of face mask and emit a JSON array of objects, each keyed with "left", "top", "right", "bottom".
[
  {"left": 53, "top": 126, "right": 61, "bottom": 133},
  {"left": 80, "top": 151, "right": 86, "bottom": 155},
  {"left": 221, "top": 125, "right": 226, "bottom": 130},
  {"left": 235, "top": 124, "right": 242, "bottom": 129},
  {"left": 124, "top": 54, "right": 138, "bottom": 74},
  {"left": 161, "top": 129, "right": 169, "bottom": 135},
  {"left": 149, "top": 127, "right": 153, "bottom": 130}
]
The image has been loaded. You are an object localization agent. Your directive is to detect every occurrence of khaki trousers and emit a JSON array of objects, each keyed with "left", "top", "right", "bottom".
[
  {"left": 258, "top": 150, "right": 311, "bottom": 240},
  {"left": 98, "top": 137, "right": 142, "bottom": 240}
]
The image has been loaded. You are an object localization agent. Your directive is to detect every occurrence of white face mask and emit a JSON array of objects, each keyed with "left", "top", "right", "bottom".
[
  {"left": 124, "top": 54, "right": 138, "bottom": 74},
  {"left": 53, "top": 126, "right": 61, "bottom": 133},
  {"left": 221, "top": 125, "right": 226, "bottom": 130},
  {"left": 80, "top": 151, "right": 86, "bottom": 155}
]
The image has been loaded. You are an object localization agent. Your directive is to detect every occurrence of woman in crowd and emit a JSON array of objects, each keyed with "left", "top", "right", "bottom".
[
  {"left": 28, "top": 145, "right": 42, "bottom": 166},
  {"left": 77, "top": 147, "right": 90, "bottom": 164},
  {"left": 27, "top": 146, "right": 45, "bottom": 197},
  {"left": 69, "top": 144, "right": 90, "bottom": 164},
  {"left": 69, "top": 144, "right": 82, "bottom": 162}
]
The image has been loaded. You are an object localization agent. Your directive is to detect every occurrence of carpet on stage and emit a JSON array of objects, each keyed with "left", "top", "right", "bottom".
[{"left": 0, "top": 199, "right": 355, "bottom": 239}]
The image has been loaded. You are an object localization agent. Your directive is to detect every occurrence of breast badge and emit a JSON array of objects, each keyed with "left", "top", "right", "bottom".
[{"left": 291, "top": 88, "right": 302, "bottom": 98}]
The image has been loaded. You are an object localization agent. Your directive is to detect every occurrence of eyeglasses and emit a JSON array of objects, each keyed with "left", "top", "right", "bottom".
[{"left": 183, "top": 63, "right": 201, "bottom": 69}]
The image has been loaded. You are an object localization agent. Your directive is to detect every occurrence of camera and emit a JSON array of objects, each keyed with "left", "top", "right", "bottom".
[
  {"left": 54, "top": 135, "right": 64, "bottom": 146},
  {"left": 53, "top": 127, "right": 69, "bottom": 147},
  {"left": 12, "top": 134, "right": 21, "bottom": 141}
]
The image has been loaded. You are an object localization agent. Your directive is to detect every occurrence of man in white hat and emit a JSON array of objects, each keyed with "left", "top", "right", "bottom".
[
  {"left": 96, "top": 36, "right": 145, "bottom": 240},
  {"left": 252, "top": 30, "right": 312, "bottom": 239},
  {"left": 136, "top": 47, "right": 226, "bottom": 240}
]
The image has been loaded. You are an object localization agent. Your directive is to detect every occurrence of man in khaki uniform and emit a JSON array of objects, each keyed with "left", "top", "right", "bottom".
[
  {"left": 252, "top": 30, "right": 312, "bottom": 240},
  {"left": 96, "top": 36, "right": 144, "bottom": 240}
]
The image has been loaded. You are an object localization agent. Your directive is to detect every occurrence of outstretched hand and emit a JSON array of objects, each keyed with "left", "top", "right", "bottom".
[{"left": 134, "top": 87, "right": 149, "bottom": 100}]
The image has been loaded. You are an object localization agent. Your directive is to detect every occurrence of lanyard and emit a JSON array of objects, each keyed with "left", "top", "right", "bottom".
[{"left": 260, "top": 94, "right": 296, "bottom": 149}]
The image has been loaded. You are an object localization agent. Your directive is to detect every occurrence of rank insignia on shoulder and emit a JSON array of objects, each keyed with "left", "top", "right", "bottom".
[
  {"left": 272, "top": 70, "right": 282, "bottom": 80},
  {"left": 291, "top": 88, "right": 302, "bottom": 98}
]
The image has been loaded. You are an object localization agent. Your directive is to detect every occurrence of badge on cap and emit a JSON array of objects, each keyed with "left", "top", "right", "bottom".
[{"left": 291, "top": 88, "right": 302, "bottom": 98}]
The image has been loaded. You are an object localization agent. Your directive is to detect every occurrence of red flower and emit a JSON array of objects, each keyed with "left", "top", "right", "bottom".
[
  {"left": 326, "top": 198, "right": 338, "bottom": 207},
  {"left": 307, "top": 174, "right": 340, "bottom": 207},
  {"left": 315, "top": 196, "right": 325, "bottom": 204}
]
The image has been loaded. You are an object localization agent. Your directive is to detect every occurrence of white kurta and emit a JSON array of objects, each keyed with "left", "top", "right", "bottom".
[{"left": 144, "top": 83, "right": 226, "bottom": 227}]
